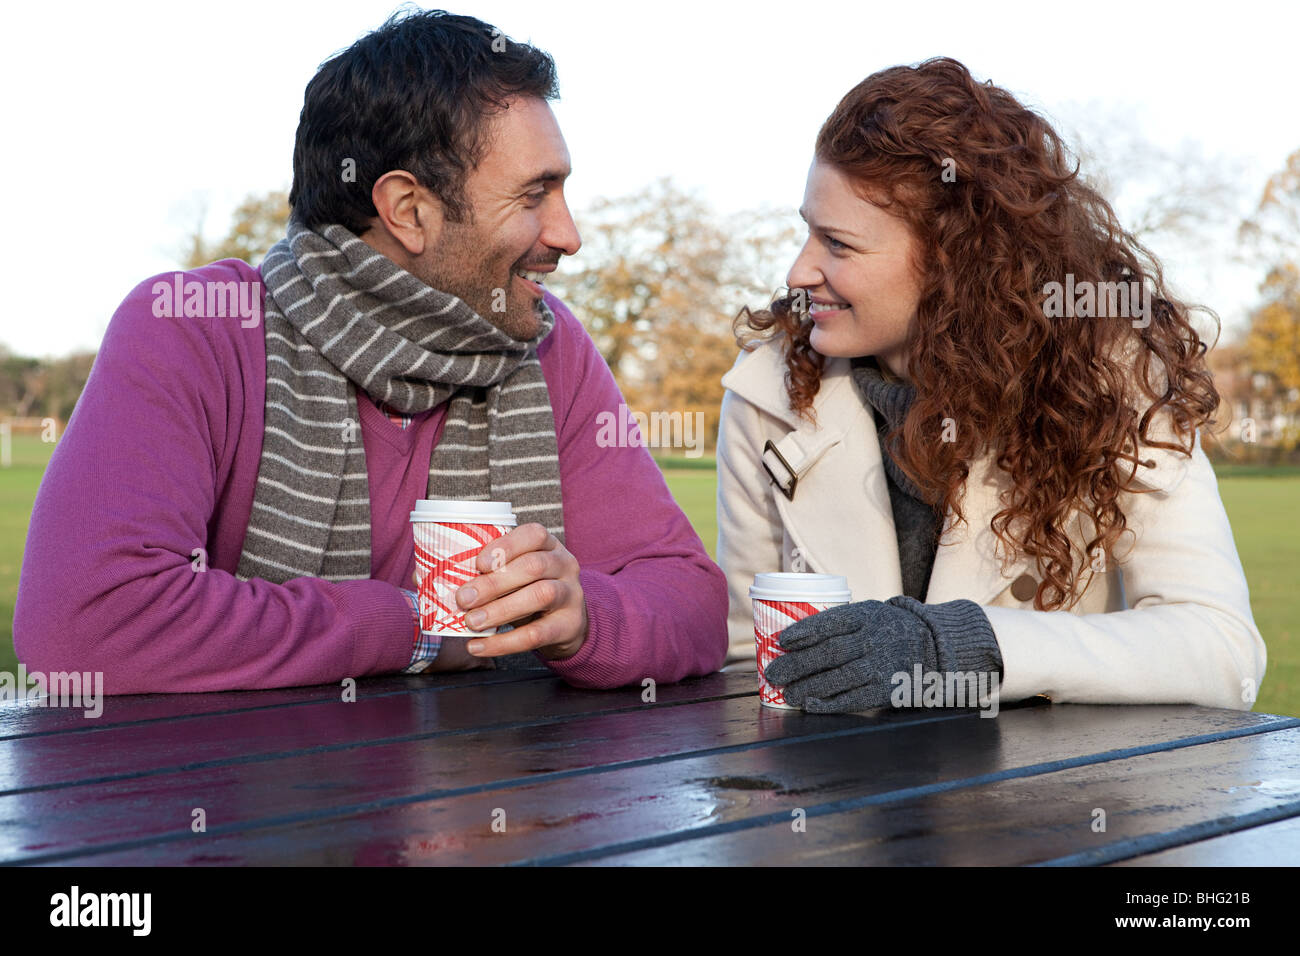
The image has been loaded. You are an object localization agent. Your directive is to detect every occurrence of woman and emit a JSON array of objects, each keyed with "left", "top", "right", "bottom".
[{"left": 716, "top": 57, "right": 1265, "bottom": 712}]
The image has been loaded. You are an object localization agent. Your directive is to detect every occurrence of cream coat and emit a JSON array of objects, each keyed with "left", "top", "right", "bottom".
[{"left": 716, "top": 336, "right": 1267, "bottom": 710}]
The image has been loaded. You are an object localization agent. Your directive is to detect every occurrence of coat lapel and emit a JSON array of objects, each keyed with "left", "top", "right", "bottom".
[
  {"left": 923, "top": 451, "right": 1037, "bottom": 605},
  {"left": 723, "top": 343, "right": 902, "bottom": 603}
]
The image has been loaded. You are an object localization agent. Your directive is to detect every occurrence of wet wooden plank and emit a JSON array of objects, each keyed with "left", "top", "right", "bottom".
[
  {"left": 5, "top": 692, "right": 972, "bottom": 863},
  {"left": 0, "top": 668, "right": 549, "bottom": 738},
  {"left": 0, "top": 672, "right": 756, "bottom": 793},
  {"left": 1110, "top": 805, "right": 1300, "bottom": 865},
  {"left": 23, "top": 704, "right": 1288, "bottom": 865},
  {"left": 572, "top": 723, "right": 1300, "bottom": 866}
]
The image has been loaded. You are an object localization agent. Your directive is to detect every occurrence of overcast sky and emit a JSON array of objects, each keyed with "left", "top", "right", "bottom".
[{"left": 1, "top": 0, "right": 1295, "bottom": 357}]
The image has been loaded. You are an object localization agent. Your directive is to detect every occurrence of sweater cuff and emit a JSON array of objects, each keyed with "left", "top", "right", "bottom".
[
  {"left": 886, "top": 595, "right": 1003, "bottom": 676},
  {"left": 541, "top": 568, "right": 628, "bottom": 688},
  {"left": 340, "top": 579, "right": 425, "bottom": 677}
]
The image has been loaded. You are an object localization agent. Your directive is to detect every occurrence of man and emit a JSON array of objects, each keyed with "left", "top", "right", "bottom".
[{"left": 15, "top": 10, "right": 727, "bottom": 693}]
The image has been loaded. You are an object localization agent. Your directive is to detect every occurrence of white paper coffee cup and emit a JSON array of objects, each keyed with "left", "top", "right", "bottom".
[
  {"left": 750, "top": 573, "right": 851, "bottom": 710},
  {"left": 410, "top": 499, "right": 517, "bottom": 637}
]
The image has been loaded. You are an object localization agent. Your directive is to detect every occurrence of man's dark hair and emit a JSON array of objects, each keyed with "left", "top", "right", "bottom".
[{"left": 289, "top": 9, "right": 559, "bottom": 232}]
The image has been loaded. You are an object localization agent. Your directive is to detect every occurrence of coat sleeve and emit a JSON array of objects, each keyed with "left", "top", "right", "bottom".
[
  {"left": 715, "top": 382, "right": 787, "bottom": 667},
  {"left": 985, "top": 432, "right": 1267, "bottom": 710}
]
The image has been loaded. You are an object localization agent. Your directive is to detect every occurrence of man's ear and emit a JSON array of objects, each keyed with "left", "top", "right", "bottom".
[{"left": 370, "top": 170, "right": 443, "bottom": 256}]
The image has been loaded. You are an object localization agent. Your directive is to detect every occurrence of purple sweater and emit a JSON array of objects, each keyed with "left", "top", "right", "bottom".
[{"left": 15, "top": 259, "right": 727, "bottom": 693}]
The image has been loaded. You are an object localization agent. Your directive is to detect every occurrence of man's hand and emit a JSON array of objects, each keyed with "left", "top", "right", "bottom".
[
  {"left": 419, "top": 523, "right": 588, "bottom": 661},
  {"left": 421, "top": 637, "right": 495, "bottom": 672}
]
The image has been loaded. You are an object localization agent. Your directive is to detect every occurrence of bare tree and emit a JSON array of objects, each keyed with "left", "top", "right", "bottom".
[
  {"left": 180, "top": 190, "right": 291, "bottom": 269},
  {"left": 548, "top": 178, "right": 799, "bottom": 449},
  {"left": 1063, "top": 111, "right": 1248, "bottom": 254},
  {"left": 1235, "top": 149, "right": 1300, "bottom": 450}
]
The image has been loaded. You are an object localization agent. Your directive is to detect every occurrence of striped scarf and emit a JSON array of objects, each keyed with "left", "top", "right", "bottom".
[{"left": 236, "top": 221, "right": 564, "bottom": 585}]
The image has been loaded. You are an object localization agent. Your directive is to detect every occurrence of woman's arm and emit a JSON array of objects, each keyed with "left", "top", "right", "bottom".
[{"left": 986, "top": 433, "right": 1267, "bottom": 710}]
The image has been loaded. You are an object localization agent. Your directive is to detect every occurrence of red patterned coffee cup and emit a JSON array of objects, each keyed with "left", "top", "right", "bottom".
[
  {"left": 410, "top": 499, "right": 517, "bottom": 637},
  {"left": 750, "top": 572, "right": 852, "bottom": 709}
]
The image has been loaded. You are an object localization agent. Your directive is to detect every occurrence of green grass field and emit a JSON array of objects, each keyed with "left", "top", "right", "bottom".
[
  {"left": 3, "top": 441, "right": 1295, "bottom": 716},
  {"left": 1, "top": 435, "right": 53, "bottom": 679},
  {"left": 1215, "top": 474, "right": 1299, "bottom": 716}
]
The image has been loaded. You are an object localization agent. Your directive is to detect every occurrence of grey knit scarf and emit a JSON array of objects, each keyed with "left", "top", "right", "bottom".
[
  {"left": 236, "top": 221, "right": 564, "bottom": 584},
  {"left": 851, "top": 355, "right": 941, "bottom": 601}
]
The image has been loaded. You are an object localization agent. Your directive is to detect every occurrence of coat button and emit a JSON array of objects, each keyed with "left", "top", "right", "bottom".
[{"left": 1010, "top": 573, "right": 1038, "bottom": 602}]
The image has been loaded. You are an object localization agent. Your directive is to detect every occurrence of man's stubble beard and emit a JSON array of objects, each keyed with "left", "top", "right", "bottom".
[{"left": 415, "top": 221, "right": 543, "bottom": 342}]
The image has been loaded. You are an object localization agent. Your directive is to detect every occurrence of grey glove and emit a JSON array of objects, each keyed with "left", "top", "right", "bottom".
[{"left": 764, "top": 595, "right": 1003, "bottom": 713}]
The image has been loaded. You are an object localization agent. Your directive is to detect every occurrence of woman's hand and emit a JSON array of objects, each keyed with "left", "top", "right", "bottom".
[
  {"left": 764, "top": 596, "right": 1001, "bottom": 713},
  {"left": 765, "top": 600, "right": 937, "bottom": 711}
]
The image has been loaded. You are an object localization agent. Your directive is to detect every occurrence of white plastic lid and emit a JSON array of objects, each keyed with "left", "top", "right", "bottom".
[
  {"left": 409, "top": 499, "right": 518, "bottom": 524},
  {"left": 749, "top": 572, "right": 851, "bottom": 602}
]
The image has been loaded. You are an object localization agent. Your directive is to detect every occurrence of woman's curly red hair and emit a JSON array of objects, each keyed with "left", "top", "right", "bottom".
[{"left": 737, "top": 56, "right": 1220, "bottom": 610}]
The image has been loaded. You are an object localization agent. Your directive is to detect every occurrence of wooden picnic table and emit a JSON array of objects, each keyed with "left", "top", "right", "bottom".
[{"left": 2, "top": 664, "right": 1299, "bottom": 866}]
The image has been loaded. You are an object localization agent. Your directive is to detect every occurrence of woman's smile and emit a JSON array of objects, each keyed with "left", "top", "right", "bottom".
[{"left": 809, "top": 297, "right": 849, "bottom": 321}]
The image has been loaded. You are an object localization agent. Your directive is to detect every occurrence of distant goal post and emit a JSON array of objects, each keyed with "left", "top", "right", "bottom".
[{"left": 0, "top": 417, "right": 62, "bottom": 467}]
